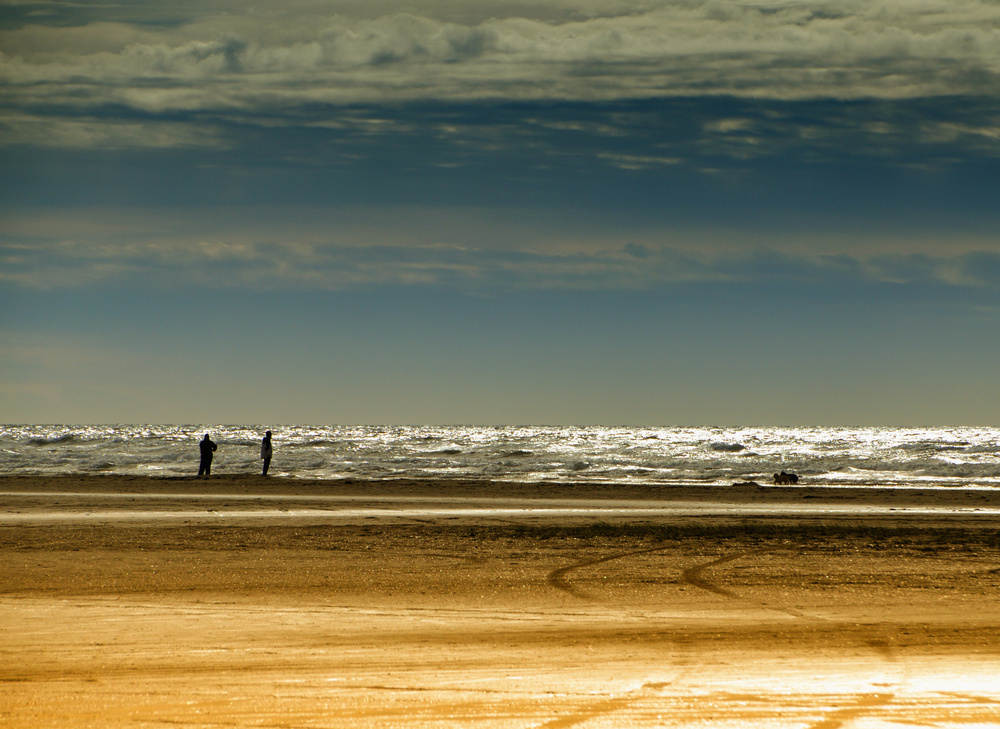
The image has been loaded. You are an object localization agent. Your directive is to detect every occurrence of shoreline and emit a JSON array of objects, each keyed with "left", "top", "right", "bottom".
[
  {"left": 5, "top": 474, "right": 1000, "bottom": 530},
  {"left": 5, "top": 471, "right": 1000, "bottom": 498},
  {"left": 4, "top": 473, "right": 1000, "bottom": 513}
]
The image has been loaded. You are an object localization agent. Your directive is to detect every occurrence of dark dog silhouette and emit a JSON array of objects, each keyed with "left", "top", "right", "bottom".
[{"left": 773, "top": 470, "right": 799, "bottom": 485}]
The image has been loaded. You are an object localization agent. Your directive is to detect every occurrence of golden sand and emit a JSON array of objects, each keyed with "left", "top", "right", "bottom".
[{"left": 2, "top": 475, "right": 999, "bottom": 727}]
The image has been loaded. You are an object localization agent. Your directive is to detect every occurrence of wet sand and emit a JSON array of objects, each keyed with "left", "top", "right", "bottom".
[{"left": 2, "top": 475, "right": 1000, "bottom": 727}]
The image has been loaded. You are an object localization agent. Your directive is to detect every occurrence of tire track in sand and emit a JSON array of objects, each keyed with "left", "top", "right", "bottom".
[
  {"left": 680, "top": 552, "right": 753, "bottom": 597},
  {"left": 548, "top": 547, "right": 760, "bottom": 603},
  {"left": 683, "top": 550, "right": 819, "bottom": 621},
  {"left": 681, "top": 551, "right": 904, "bottom": 729},
  {"left": 540, "top": 547, "right": 731, "bottom": 728},
  {"left": 546, "top": 547, "right": 902, "bottom": 729},
  {"left": 547, "top": 545, "right": 675, "bottom": 601}
]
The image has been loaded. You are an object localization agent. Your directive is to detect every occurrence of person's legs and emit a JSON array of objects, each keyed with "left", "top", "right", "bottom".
[
  {"left": 198, "top": 460, "right": 207, "bottom": 476},
  {"left": 262, "top": 457, "right": 270, "bottom": 476}
]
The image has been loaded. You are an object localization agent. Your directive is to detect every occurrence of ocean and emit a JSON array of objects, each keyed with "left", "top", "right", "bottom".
[{"left": 3, "top": 425, "right": 1000, "bottom": 488}]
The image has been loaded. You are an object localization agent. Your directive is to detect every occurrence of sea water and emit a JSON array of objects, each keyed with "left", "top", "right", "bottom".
[{"left": 3, "top": 425, "right": 1000, "bottom": 488}]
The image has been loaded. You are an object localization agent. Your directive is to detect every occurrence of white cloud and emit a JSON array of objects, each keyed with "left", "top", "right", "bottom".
[{"left": 2, "top": 0, "right": 1000, "bottom": 130}]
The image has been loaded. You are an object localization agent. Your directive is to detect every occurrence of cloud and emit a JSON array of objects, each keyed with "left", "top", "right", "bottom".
[
  {"left": 3, "top": 0, "right": 1000, "bottom": 133},
  {"left": 0, "top": 112, "right": 226, "bottom": 148},
  {"left": 5, "top": 212, "right": 1000, "bottom": 294}
]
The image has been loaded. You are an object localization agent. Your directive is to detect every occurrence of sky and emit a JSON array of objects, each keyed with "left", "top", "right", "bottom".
[{"left": 2, "top": 0, "right": 1000, "bottom": 426}]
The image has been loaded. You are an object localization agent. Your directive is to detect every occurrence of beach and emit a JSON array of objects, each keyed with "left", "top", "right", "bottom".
[{"left": 2, "top": 475, "right": 1000, "bottom": 727}]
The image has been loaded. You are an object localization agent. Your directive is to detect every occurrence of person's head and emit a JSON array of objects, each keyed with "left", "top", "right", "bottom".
[
  {"left": 203, "top": 433, "right": 209, "bottom": 440},
  {"left": 265, "top": 430, "right": 271, "bottom": 438}
]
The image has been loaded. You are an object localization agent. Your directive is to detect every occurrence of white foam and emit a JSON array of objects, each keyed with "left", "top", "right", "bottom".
[{"left": 4, "top": 424, "right": 1000, "bottom": 488}]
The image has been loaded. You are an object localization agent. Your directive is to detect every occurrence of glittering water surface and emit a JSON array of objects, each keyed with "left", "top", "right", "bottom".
[{"left": 3, "top": 424, "right": 1000, "bottom": 487}]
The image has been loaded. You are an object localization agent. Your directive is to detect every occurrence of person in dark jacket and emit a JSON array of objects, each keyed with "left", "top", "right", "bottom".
[
  {"left": 260, "top": 430, "right": 273, "bottom": 476},
  {"left": 198, "top": 433, "right": 217, "bottom": 476}
]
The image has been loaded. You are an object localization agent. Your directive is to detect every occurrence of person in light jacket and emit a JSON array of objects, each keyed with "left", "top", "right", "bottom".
[{"left": 261, "top": 430, "right": 273, "bottom": 476}]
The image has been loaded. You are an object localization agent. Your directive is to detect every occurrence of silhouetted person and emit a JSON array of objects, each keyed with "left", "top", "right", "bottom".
[
  {"left": 198, "top": 433, "right": 217, "bottom": 476},
  {"left": 261, "top": 430, "right": 273, "bottom": 476}
]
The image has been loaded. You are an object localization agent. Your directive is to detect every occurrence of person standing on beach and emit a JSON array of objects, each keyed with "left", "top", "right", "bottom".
[
  {"left": 261, "top": 430, "right": 273, "bottom": 476},
  {"left": 198, "top": 433, "right": 217, "bottom": 476}
]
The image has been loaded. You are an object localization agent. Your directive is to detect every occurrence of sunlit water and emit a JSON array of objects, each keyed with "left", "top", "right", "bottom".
[{"left": 3, "top": 425, "right": 1000, "bottom": 488}]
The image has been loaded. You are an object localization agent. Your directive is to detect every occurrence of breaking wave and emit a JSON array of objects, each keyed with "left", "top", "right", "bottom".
[
  {"left": 28, "top": 435, "right": 76, "bottom": 446},
  {"left": 3, "top": 424, "right": 1000, "bottom": 487}
]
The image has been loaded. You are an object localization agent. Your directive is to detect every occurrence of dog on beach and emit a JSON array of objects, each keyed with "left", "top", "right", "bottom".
[{"left": 773, "top": 470, "right": 799, "bottom": 485}]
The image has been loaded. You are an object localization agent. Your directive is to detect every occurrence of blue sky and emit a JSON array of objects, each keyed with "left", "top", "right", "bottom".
[{"left": 3, "top": 0, "right": 1000, "bottom": 425}]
